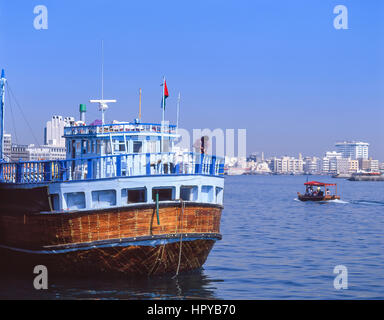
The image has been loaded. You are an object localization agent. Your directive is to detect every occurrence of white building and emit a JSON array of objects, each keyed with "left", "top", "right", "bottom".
[
  {"left": 359, "top": 158, "right": 380, "bottom": 172},
  {"left": 11, "top": 144, "right": 29, "bottom": 162},
  {"left": 3, "top": 133, "right": 11, "bottom": 161},
  {"left": 335, "top": 141, "right": 369, "bottom": 160},
  {"left": 303, "top": 156, "right": 322, "bottom": 174},
  {"left": 322, "top": 151, "right": 342, "bottom": 174},
  {"left": 11, "top": 144, "right": 66, "bottom": 161},
  {"left": 270, "top": 155, "right": 304, "bottom": 174},
  {"left": 44, "top": 115, "right": 75, "bottom": 147}
]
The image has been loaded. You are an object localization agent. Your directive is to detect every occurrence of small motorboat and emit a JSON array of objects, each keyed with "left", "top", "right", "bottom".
[{"left": 297, "top": 181, "right": 340, "bottom": 202}]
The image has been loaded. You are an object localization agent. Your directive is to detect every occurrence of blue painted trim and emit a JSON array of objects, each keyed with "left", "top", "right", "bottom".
[
  {"left": 146, "top": 153, "right": 150, "bottom": 175},
  {"left": 0, "top": 235, "right": 220, "bottom": 255}
]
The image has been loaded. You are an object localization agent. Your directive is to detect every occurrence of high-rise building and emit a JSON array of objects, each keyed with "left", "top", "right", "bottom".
[
  {"left": 335, "top": 141, "right": 369, "bottom": 160},
  {"left": 44, "top": 115, "right": 75, "bottom": 147}
]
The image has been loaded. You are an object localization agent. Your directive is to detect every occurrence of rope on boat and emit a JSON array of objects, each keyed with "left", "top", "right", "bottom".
[
  {"left": 172, "top": 199, "right": 185, "bottom": 279},
  {"left": 155, "top": 191, "right": 160, "bottom": 225}
]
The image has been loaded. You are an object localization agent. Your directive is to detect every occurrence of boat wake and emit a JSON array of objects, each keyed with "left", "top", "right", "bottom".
[
  {"left": 350, "top": 200, "right": 384, "bottom": 206},
  {"left": 326, "top": 199, "right": 349, "bottom": 204}
]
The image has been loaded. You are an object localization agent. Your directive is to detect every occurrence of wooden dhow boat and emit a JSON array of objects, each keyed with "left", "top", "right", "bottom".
[{"left": 0, "top": 70, "right": 224, "bottom": 276}]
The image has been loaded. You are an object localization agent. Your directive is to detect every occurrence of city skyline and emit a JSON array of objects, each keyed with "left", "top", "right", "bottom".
[
  {"left": 4, "top": 114, "right": 382, "bottom": 162},
  {"left": 1, "top": 0, "right": 383, "bottom": 159}
]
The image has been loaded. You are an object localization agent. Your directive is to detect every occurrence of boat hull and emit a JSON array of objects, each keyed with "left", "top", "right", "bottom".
[
  {"left": 0, "top": 185, "right": 222, "bottom": 276},
  {"left": 0, "top": 236, "right": 218, "bottom": 276},
  {"left": 297, "top": 194, "right": 340, "bottom": 202}
]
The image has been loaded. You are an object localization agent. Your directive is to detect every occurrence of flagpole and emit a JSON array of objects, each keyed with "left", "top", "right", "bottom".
[{"left": 161, "top": 77, "right": 165, "bottom": 152}]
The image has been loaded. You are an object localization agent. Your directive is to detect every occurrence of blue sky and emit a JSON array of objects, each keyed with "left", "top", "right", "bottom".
[{"left": 0, "top": 0, "right": 383, "bottom": 159}]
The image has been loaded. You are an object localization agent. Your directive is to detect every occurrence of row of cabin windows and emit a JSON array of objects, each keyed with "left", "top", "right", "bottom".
[
  {"left": 51, "top": 186, "right": 223, "bottom": 211},
  {"left": 69, "top": 139, "right": 162, "bottom": 155}
]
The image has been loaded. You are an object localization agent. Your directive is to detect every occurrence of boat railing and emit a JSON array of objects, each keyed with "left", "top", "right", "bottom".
[
  {"left": 0, "top": 152, "right": 224, "bottom": 184},
  {"left": 64, "top": 122, "right": 177, "bottom": 136}
]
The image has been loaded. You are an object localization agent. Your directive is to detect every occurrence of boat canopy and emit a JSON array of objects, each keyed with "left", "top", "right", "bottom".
[{"left": 304, "top": 181, "right": 336, "bottom": 186}]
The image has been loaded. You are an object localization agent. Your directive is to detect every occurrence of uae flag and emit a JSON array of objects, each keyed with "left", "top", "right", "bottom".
[{"left": 161, "top": 79, "right": 169, "bottom": 109}]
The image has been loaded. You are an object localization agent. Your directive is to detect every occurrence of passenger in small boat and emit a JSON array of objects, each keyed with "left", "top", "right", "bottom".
[{"left": 326, "top": 188, "right": 330, "bottom": 195}]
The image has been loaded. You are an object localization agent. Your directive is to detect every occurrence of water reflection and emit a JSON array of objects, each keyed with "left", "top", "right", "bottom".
[{"left": 0, "top": 268, "right": 223, "bottom": 300}]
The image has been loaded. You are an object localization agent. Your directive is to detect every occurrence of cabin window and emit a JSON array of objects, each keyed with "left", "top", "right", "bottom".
[
  {"left": 122, "top": 188, "right": 147, "bottom": 204},
  {"left": 65, "top": 192, "right": 86, "bottom": 210},
  {"left": 97, "top": 141, "right": 101, "bottom": 153},
  {"left": 119, "top": 141, "right": 125, "bottom": 152},
  {"left": 152, "top": 187, "right": 175, "bottom": 202},
  {"left": 215, "top": 187, "right": 224, "bottom": 204},
  {"left": 133, "top": 141, "right": 142, "bottom": 153},
  {"left": 180, "top": 186, "right": 198, "bottom": 201},
  {"left": 201, "top": 185, "right": 214, "bottom": 203},
  {"left": 92, "top": 189, "right": 116, "bottom": 208},
  {"left": 49, "top": 193, "right": 60, "bottom": 211}
]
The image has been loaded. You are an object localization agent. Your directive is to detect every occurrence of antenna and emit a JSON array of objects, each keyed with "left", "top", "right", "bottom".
[
  {"left": 101, "top": 40, "right": 104, "bottom": 100},
  {"left": 139, "top": 88, "right": 142, "bottom": 121},
  {"left": 90, "top": 41, "right": 116, "bottom": 125},
  {"left": 89, "top": 99, "right": 116, "bottom": 125}
]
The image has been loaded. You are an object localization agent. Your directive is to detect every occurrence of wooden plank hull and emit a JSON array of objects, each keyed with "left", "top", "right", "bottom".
[
  {"left": 0, "top": 237, "right": 217, "bottom": 276},
  {"left": 0, "top": 186, "right": 223, "bottom": 275}
]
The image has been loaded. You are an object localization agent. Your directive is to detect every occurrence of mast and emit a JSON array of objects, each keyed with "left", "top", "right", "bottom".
[
  {"left": 0, "top": 69, "right": 6, "bottom": 161},
  {"left": 89, "top": 41, "right": 116, "bottom": 126}
]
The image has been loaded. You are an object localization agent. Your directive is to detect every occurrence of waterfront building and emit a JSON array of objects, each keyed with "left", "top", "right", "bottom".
[
  {"left": 254, "top": 161, "right": 271, "bottom": 174},
  {"left": 269, "top": 155, "right": 303, "bottom": 174},
  {"left": 322, "top": 151, "right": 342, "bottom": 174},
  {"left": 358, "top": 158, "right": 379, "bottom": 172},
  {"left": 349, "top": 159, "right": 359, "bottom": 173},
  {"left": 11, "top": 143, "right": 66, "bottom": 161},
  {"left": 335, "top": 157, "right": 350, "bottom": 175},
  {"left": 303, "top": 156, "right": 322, "bottom": 175},
  {"left": 3, "top": 133, "right": 11, "bottom": 161},
  {"left": 335, "top": 141, "right": 369, "bottom": 160},
  {"left": 10, "top": 144, "right": 29, "bottom": 162},
  {"left": 44, "top": 115, "right": 75, "bottom": 147}
]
